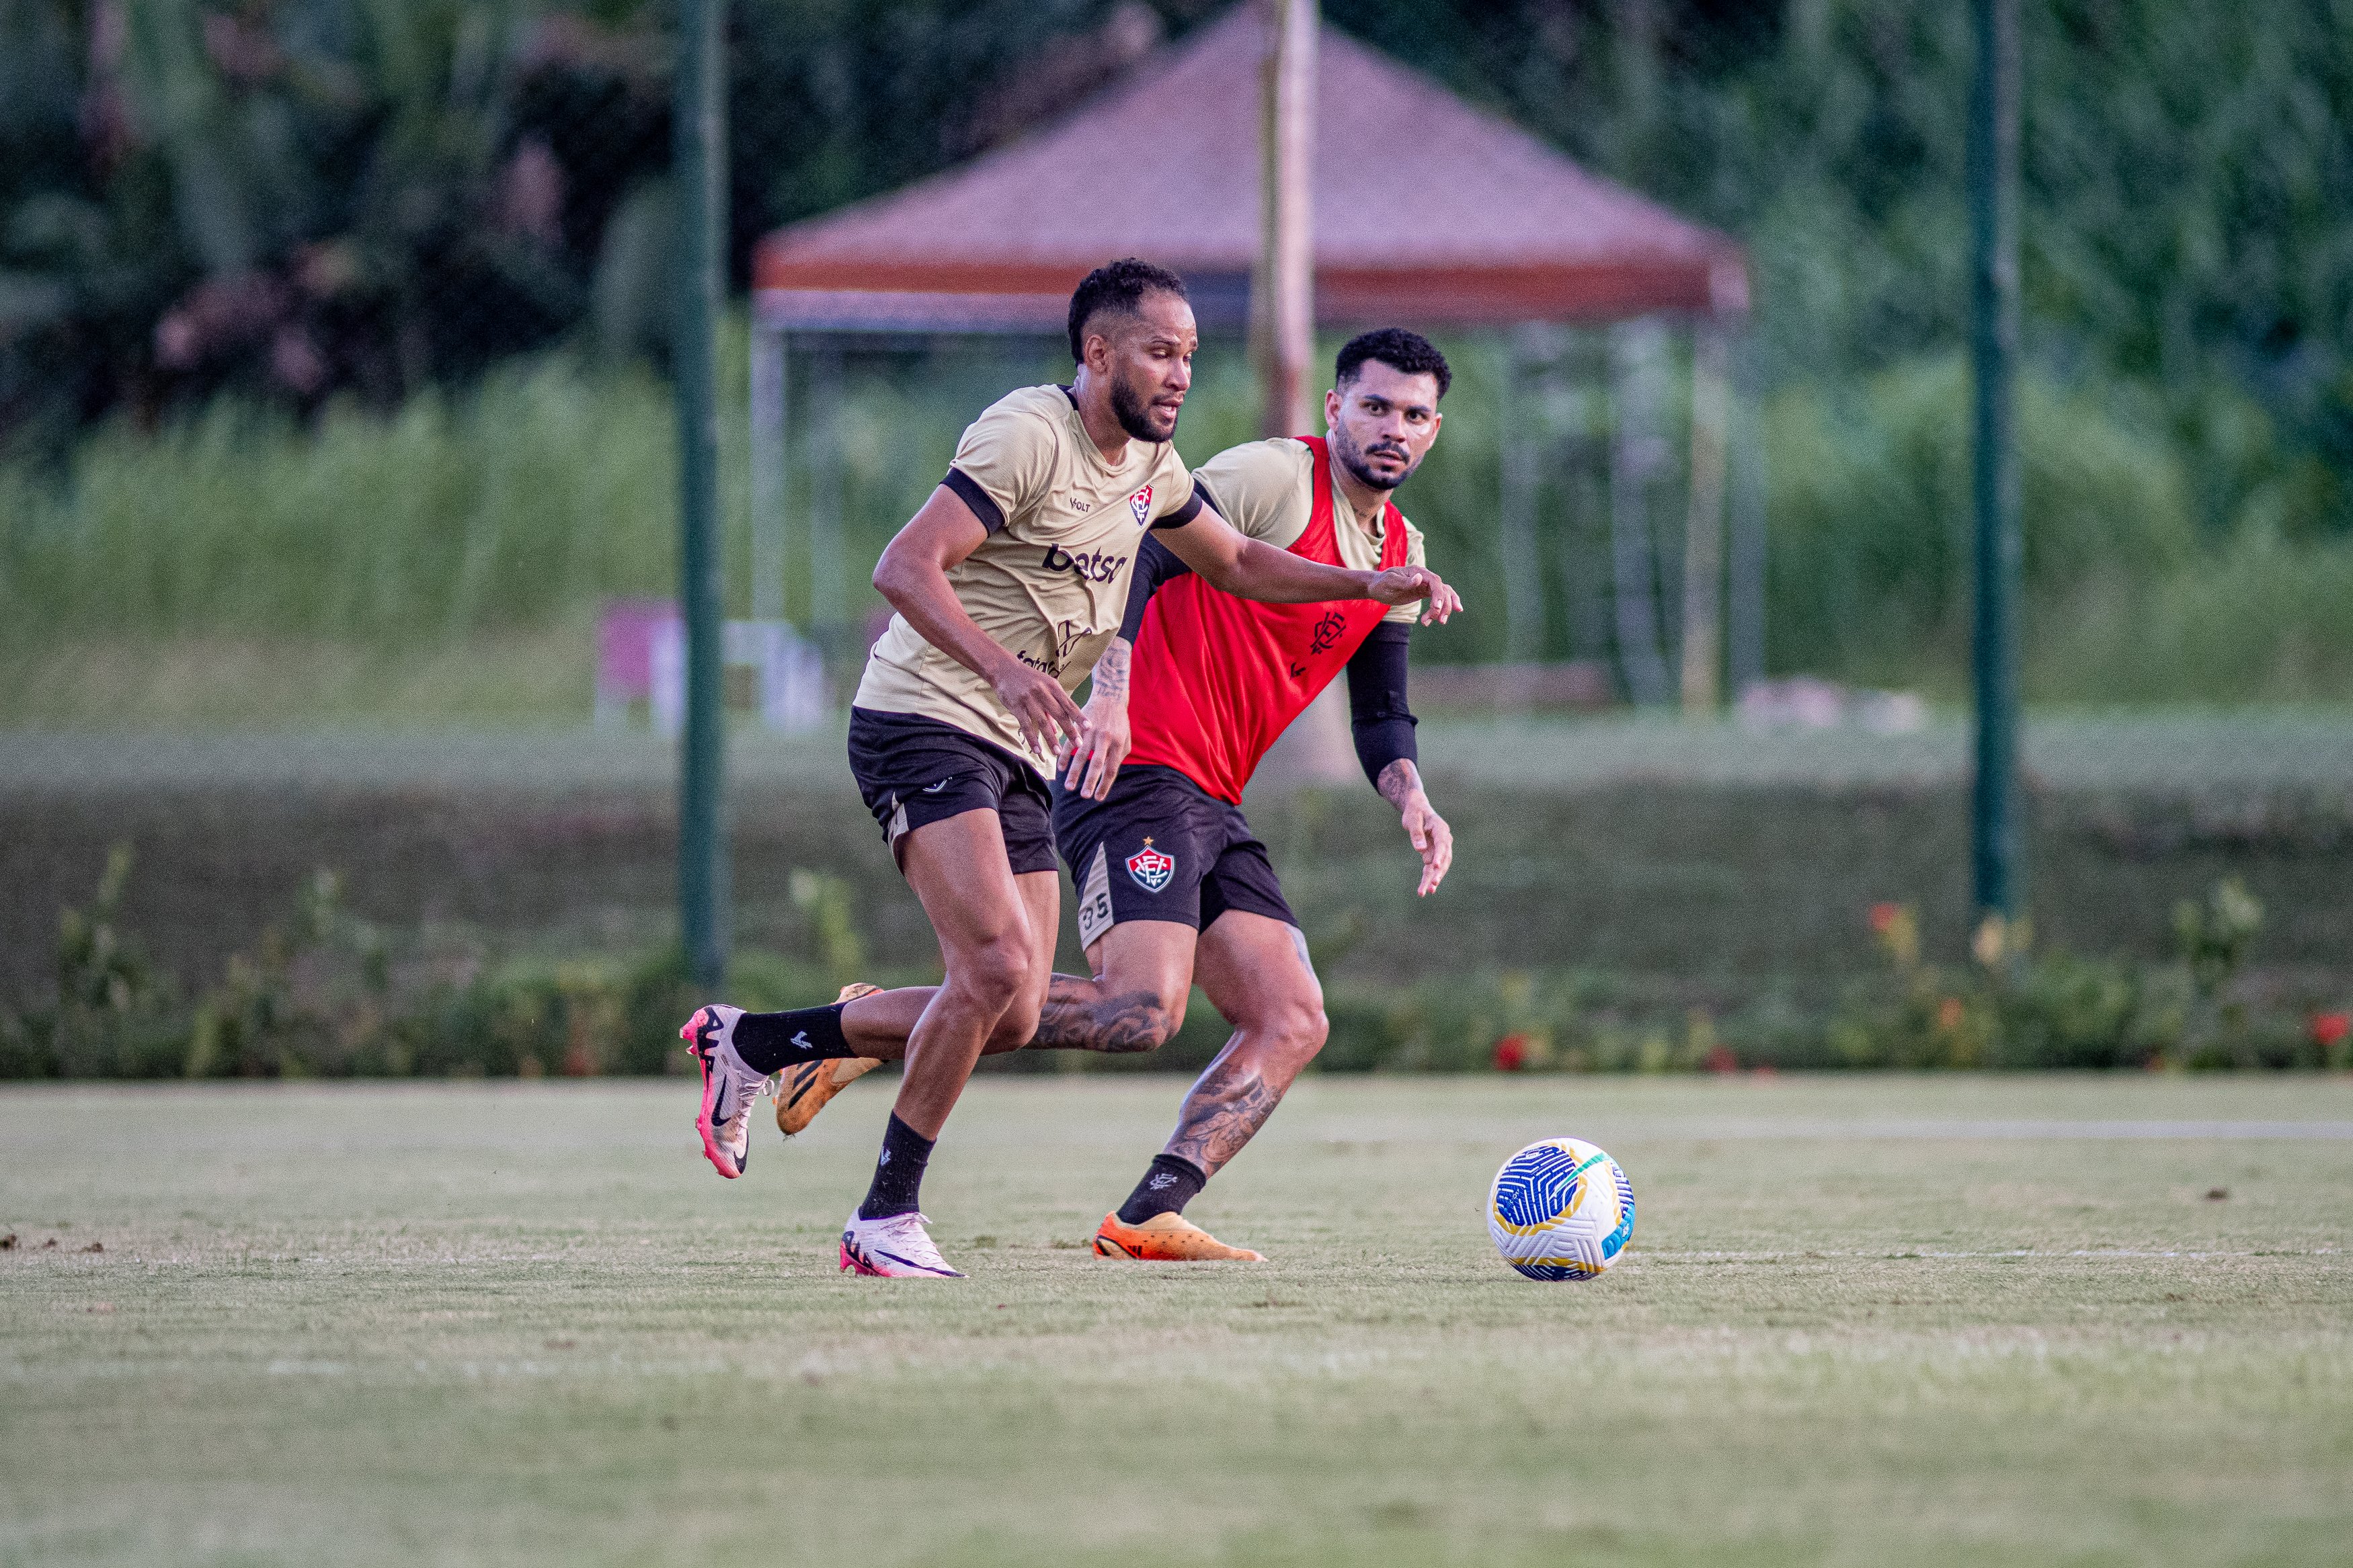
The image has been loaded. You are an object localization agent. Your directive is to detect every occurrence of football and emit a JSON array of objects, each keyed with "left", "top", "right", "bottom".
[{"left": 1487, "top": 1137, "right": 1636, "bottom": 1281}]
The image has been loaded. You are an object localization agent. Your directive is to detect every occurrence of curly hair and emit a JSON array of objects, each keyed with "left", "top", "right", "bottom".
[
  {"left": 1334, "top": 328, "right": 1451, "bottom": 401},
  {"left": 1066, "top": 258, "right": 1190, "bottom": 363}
]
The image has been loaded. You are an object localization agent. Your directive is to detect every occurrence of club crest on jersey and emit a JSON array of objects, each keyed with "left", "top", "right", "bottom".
[
  {"left": 1126, "top": 837, "right": 1174, "bottom": 893},
  {"left": 1127, "top": 485, "right": 1153, "bottom": 527}
]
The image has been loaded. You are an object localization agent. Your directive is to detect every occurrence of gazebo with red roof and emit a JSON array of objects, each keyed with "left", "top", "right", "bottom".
[
  {"left": 753, "top": 6, "right": 1746, "bottom": 332},
  {"left": 746, "top": 3, "right": 1757, "bottom": 708}
]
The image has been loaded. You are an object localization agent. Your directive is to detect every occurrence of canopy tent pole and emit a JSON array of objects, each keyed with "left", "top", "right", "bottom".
[
  {"left": 1679, "top": 323, "right": 1730, "bottom": 714},
  {"left": 1724, "top": 331, "right": 1766, "bottom": 700},
  {"left": 1498, "top": 327, "right": 1545, "bottom": 673},
  {"left": 1254, "top": 0, "right": 1318, "bottom": 439},
  {"left": 749, "top": 323, "right": 788, "bottom": 625},
  {"left": 1248, "top": 0, "right": 1353, "bottom": 784},
  {"left": 1561, "top": 331, "right": 1614, "bottom": 667},
  {"left": 1607, "top": 318, "right": 1673, "bottom": 706},
  {"left": 809, "top": 341, "right": 847, "bottom": 637}
]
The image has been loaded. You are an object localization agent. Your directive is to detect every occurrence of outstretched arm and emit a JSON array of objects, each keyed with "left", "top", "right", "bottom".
[
  {"left": 873, "top": 484, "right": 1086, "bottom": 756},
  {"left": 1345, "top": 626, "right": 1450, "bottom": 897},
  {"left": 1157, "top": 507, "right": 1463, "bottom": 625}
]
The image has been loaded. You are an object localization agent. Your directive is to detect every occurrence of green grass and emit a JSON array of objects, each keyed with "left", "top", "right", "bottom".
[{"left": 3, "top": 1077, "right": 2348, "bottom": 1566}]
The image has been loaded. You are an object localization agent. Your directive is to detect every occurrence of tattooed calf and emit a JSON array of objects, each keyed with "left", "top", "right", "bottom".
[
  {"left": 1033, "top": 975, "right": 1174, "bottom": 1054},
  {"left": 1165, "top": 1057, "right": 1278, "bottom": 1175}
]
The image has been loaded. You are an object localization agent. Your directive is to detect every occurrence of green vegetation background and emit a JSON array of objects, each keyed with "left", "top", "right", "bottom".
[{"left": 6, "top": 1, "right": 2353, "bottom": 715}]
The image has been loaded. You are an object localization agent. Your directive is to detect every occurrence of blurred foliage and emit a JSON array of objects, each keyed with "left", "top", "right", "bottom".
[
  {"left": 1343, "top": 0, "right": 2353, "bottom": 540},
  {"left": 7, "top": 0, "right": 2352, "bottom": 510},
  {"left": 7, "top": 850, "right": 2348, "bottom": 1079},
  {"left": 13, "top": 336, "right": 2353, "bottom": 701},
  {"left": 0, "top": 839, "right": 842, "bottom": 1078},
  {"left": 0, "top": 352, "right": 681, "bottom": 641},
  {"left": 0, "top": 0, "right": 1182, "bottom": 456},
  {"left": 6, "top": 0, "right": 2353, "bottom": 700},
  {"left": 1318, "top": 879, "right": 2348, "bottom": 1075},
  {"left": 0, "top": 0, "right": 674, "bottom": 454}
]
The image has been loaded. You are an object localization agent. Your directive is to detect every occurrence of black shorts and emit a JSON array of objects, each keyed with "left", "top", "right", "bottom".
[
  {"left": 1051, "top": 764, "right": 1296, "bottom": 950},
  {"left": 846, "top": 707, "right": 1058, "bottom": 876}
]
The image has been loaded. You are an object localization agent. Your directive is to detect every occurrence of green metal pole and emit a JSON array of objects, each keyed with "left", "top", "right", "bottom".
[
  {"left": 675, "top": 0, "right": 728, "bottom": 986},
  {"left": 1968, "top": 0, "right": 2022, "bottom": 920}
]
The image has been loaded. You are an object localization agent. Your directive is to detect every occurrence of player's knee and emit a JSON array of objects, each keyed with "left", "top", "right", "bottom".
[
  {"left": 1269, "top": 1000, "right": 1328, "bottom": 1063},
  {"left": 987, "top": 997, "right": 1043, "bottom": 1052},
  {"left": 951, "top": 934, "right": 1033, "bottom": 1012}
]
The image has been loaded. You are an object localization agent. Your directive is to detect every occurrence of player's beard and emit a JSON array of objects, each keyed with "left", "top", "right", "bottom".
[
  {"left": 1110, "top": 368, "right": 1178, "bottom": 442},
  {"left": 1332, "top": 423, "right": 1421, "bottom": 494}
]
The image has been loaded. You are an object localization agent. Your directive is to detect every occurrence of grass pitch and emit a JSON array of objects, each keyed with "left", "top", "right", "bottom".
[{"left": 3, "top": 1075, "right": 2348, "bottom": 1567}]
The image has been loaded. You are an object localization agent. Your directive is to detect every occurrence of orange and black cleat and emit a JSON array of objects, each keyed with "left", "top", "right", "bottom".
[
  {"left": 1091, "top": 1211, "right": 1263, "bottom": 1262},
  {"left": 772, "top": 983, "right": 883, "bottom": 1138}
]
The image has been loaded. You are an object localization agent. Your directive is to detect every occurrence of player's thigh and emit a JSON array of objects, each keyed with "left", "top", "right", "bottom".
[
  {"left": 898, "top": 809, "right": 1037, "bottom": 983},
  {"left": 1194, "top": 910, "right": 1323, "bottom": 1031},
  {"left": 1083, "top": 917, "right": 1201, "bottom": 1026}
]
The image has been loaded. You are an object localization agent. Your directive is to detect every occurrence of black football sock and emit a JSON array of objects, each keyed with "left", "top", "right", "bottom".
[
  {"left": 1116, "top": 1153, "right": 1207, "bottom": 1225},
  {"left": 856, "top": 1113, "right": 936, "bottom": 1220},
  {"left": 728, "top": 1001, "right": 856, "bottom": 1075}
]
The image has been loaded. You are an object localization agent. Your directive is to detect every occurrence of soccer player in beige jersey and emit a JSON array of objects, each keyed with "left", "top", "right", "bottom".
[
  {"left": 752, "top": 329, "right": 1466, "bottom": 1265},
  {"left": 676, "top": 261, "right": 1460, "bottom": 1278}
]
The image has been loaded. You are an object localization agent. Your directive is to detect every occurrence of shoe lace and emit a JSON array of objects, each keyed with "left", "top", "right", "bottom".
[{"left": 878, "top": 1212, "right": 945, "bottom": 1259}]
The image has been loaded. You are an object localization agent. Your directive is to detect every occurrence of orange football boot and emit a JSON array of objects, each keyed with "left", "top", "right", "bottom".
[
  {"left": 1091, "top": 1212, "right": 1263, "bottom": 1262},
  {"left": 772, "top": 983, "right": 883, "bottom": 1137}
]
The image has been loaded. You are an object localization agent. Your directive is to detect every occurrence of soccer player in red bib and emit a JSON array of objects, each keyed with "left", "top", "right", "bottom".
[
  {"left": 1055, "top": 329, "right": 1458, "bottom": 1260},
  {"left": 764, "top": 329, "right": 1462, "bottom": 1264}
]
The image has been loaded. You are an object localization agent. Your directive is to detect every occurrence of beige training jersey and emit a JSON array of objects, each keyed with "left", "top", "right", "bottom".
[
  {"left": 853, "top": 384, "right": 1201, "bottom": 764},
  {"left": 1191, "top": 439, "right": 1427, "bottom": 623}
]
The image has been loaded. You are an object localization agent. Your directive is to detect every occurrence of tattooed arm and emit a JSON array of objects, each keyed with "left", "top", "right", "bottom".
[
  {"left": 1058, "top": 636, "right": 1132, "bottom": 801},
  {"left": 1378, "top": 757, "right": 1453, "bottom": 898}
]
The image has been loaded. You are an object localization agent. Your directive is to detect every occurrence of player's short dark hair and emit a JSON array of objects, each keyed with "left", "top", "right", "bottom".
[
  {"left": 1335, "top": 328, "right": 1451, "bottom": 401},
  {"left": 1068, "top": 259, "right": 1190, "bottom": 363}
]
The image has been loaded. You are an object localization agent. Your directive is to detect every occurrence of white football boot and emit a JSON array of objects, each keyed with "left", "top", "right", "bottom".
[
  {"left": 839, "top": 1211, "right": 965, "bottom": 1278},
  {"left": 680, "top": 1005, "right": 764, "bottom": 1179}
]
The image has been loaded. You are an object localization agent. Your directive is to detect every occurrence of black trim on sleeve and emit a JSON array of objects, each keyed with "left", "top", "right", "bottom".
[
  {"left": 1119, "top": 534, "right": 1195, "bottom": 643},
  {"left": 1149, "top": 477, "right": 1211, "bottom": 531},
  {"left": 1345, "top": 622, "right": 1419, "bottom": 788},
  {"left": 942, "top": 467, "right": 1005, "bottom": 535}
]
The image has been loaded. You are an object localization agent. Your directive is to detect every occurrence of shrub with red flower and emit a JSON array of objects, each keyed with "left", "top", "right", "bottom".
[
  {"left": 2311, "top": 1012, "right": 2350, "bottom": 1049},
  {"left": 1492, "top": 1034, "right": 1530, "bottom": 1072},
  {"left": 1867, "top": 901, "right": 1921, "bottom": 968}
]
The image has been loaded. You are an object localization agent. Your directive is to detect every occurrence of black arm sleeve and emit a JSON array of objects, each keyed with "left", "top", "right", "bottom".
[
  {"left": 1345, "top": 622, "right": 1419, "bottom": 788},
  {"left": 1118, "top": 532, "right": 1195, "bottom": 642}
]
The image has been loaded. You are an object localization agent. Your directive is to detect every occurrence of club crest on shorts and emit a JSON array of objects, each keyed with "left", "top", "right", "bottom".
[
  {"left": 1126, "top": 837, "right": 1174, "bottom": 893},
  {"left": 1127, "top": 485, "right": 1153, "bottom": 527}
]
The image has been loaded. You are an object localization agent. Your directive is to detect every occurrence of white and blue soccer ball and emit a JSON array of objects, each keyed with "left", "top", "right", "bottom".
[{"left": 1487, "top": 1137, "right": 1636, "bottom": 1281}]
